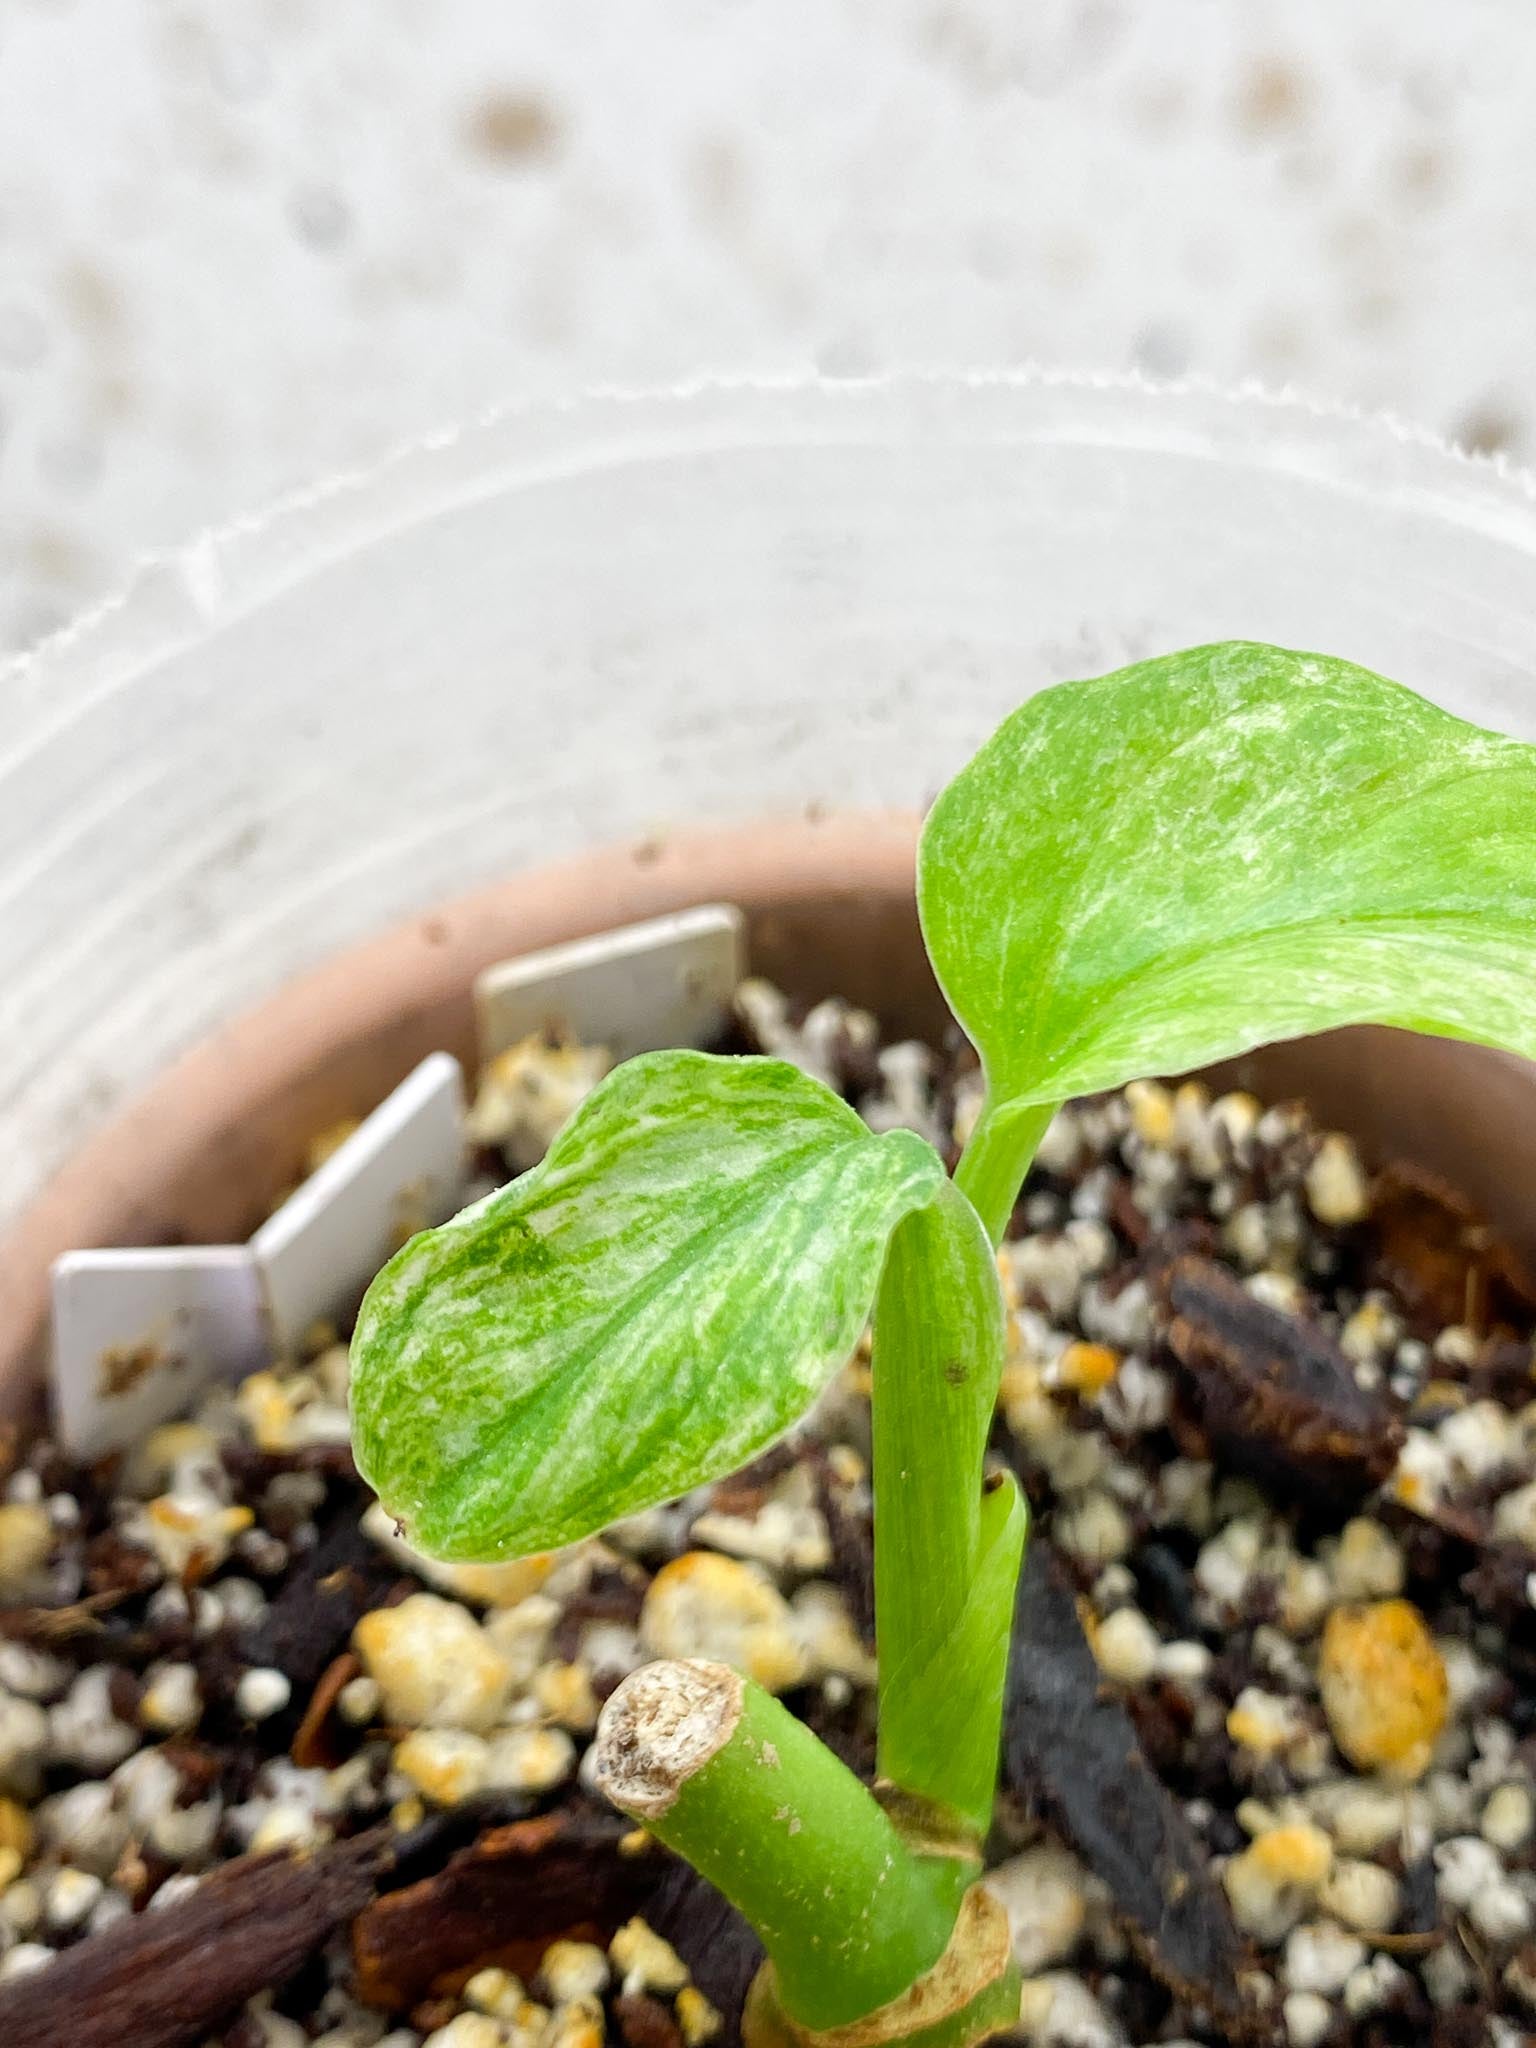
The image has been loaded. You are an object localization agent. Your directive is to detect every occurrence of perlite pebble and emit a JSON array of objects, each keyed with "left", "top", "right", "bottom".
[
  {"left": 1195, "top": 1518, "right": 1264, "bottom": 1613},
  {"left": 543, "top": 1998, "right": 605, "bottom": 2048},
  {"left": 1283, "top": 1919, "right": 1367, "bottom": 1996},
  {"left": 1435, "top": 1833, "right": 1503, "bottom": 1909},
  {"left": 1304, "top": 1135, "right": 1369, "bottom": 1225},
  {"left": 338, "top": 1676, "right": 382, "bottom": 1726},
  {"left": 139, "top": 1661, "right": 201, "bottom": 1734},
  {"left": 985, "top": 1845, "right": 1089, "bottom": 1973},
  {"left": 44, "top": 1864, "right": 103, "bottom": 1932},
  {"left": 1091, "top": 1607, "right": 1159, "bottom": 1686},
  {"left": 1493, "top": 1479, "right": 1536, "bottom": 1551},
  {"left": 149, "top": 1797, "right": 221, "bottom": 1862},
  {"left": 638, "top": 1553, "right": 806, "bottom": 1693},
  {"left": 1019, "top": 1973, "right": 1120, "bottom": 2046},
  {"left": 235, "top": 1667, "right": 293, "bottom": 1722},
  {"left": 1483, "top": 1782, "right": 1535, "bottom": 1851},
  {"left": 0, "top": 1643, "right": 66, "bottom": 1702},
  {"left": 1227, "top": 1687, "right": 1307, "bottom": 1761},
  {"left": 0, "top": 1506, "right": 54, "bottom": 1596},
  {"left": 423, "top": 2018, "right": 509, "bottom": 2048},
  {"left": 1050, "top": 1490, "right": 1131, "bottom": 1566},
  {"left": 464, "top": 1965, "right": 525, "bottom": 2017},
  {"left": 1315, "top": 1781, "right": 1405, "bottom": 1855},
  {"left": 394, "top": 1729, "right": 490, "bottom": 1805},
  {"left": 1223, "top": 1826, "right": 1332, "bottom": 1944},
  {"left": 48, "top": 1668, "right": 137, "bottom": 1773},
  {"left": 1344, "top": 1952, "right": 1410, "bottom": 2017},
  {"left": 1155, "top": 1640, "right": 1212, "bottom": 1683},
  {"left": 1328, "top": 1519, "right": 1405, "bottom": 1602},
  {"left": 1317, "top": 1856, "right": 1400, "bottom": 1934},
  {"left": 0, "top": 1944, "right": 53, "bottom": 1981},
  {"left": 0, "top": 1692, "right": 49, "bottom": 1791},
  {"left": 609, "top": 1917, "right": 689, "bottom": 1996},
  {"left": 40, "top": 1779, "right": 128, "bottom": 1874},
  {"left": 538, "top": 1941, "right": 609, "bottom": 2003},
  {"left": 484, "top": 1727, "right": 575, "bottom": 1794},
  {"left": 1281, "top": 1991, "right": 1332, "bottom": 2048},
  {"left": 1440, "top": 1399, "right": 1520, "bottom": 1481},
  {"left": 353, "top": 1595, "right": 513, "bottom": 1731}
]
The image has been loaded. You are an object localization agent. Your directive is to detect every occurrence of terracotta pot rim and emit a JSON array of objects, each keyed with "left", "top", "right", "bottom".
[{"left": 0, "top": 812, "right": 924, "bottom": 1414}]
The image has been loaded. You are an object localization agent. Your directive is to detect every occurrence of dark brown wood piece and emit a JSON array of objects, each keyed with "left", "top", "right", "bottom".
[
  {"left": 352, "top": 1809, "right": 649, "bottom": 2010},
  {"left": 1159, "top": 1254, "right": 1404, "bottom": 1507},
  {"left": 0, "top": 1830, "right": 392, "bottom": 2048},
  {"left": 1003, "top": 1538, "right": 1255, "bottom": 2036}
]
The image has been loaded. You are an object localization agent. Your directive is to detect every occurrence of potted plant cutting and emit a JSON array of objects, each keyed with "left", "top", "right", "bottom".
[{"left": 352, "top": 641, "right": 1536, "bottom": 2048}]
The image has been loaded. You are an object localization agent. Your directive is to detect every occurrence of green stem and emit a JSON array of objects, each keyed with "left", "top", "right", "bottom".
[
  {"left": 871, "top": 1196, "right": 1022, "bottom": 1838},
  {"left": 868, "top": 1095, "right": 1053, "bottom": 1836},
  {"left": 952, "top": 1094, "right": 1058, "bottom": 1247},
  {"left": 594, "top": 1660, "right": 973, "bottom": 2031}
]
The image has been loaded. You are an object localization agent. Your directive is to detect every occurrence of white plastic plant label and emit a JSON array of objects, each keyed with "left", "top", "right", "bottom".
[
  {"left": 475, "top": 903, "right": 745, "bottom": 1063},
  {"left": 250, "top": 1051, "right": 467, "bottom": 1360},
  {"left": 52, "top": 1053, "right": 467, "bottom": 1455},
  {"left": 52, "top": 1247, "right": 268, "bottom": 1460}
]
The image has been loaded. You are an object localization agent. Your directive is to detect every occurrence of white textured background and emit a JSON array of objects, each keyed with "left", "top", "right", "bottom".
[{"left": 3, "top": 0, "right": 1535, "bottom": 652}]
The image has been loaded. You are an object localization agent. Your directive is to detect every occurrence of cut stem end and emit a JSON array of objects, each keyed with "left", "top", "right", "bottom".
[{"left": 594, "top": 1658, "right": 743, "bottom": 1819}]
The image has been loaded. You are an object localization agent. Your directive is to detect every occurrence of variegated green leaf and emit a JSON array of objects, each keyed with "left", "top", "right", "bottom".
[
  {"left": 921, "top": 641, "right": 1536, "bottom": 1115},
  {"left": 351, "top": 1051, "right": 948, "bottom": 1560}
]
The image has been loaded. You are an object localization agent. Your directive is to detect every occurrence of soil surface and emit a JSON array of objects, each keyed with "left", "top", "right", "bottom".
[{"left": 1, "top": 980, "right": 1535, "bottom": 2048}]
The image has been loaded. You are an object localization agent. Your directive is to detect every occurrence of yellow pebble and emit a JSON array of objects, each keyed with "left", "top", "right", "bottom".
[
  {"left": 1320, "top": 1599, "right": 1448, "bottom": 1779},
  {"left": 676, "top": 1987, "right": 723, "bottom": 2047},
  {"left": 1226, "top": 1686, "right": 1304, "bottom": 1759},
  {"left": 0, "top": 1800, "right": 31, "bottom": 1863},
  {"left": 236, "top": 1371, "right": 300, "bottom": 1454},
  {"left": 0, "top": 1504, "right": 53, "bottom": 1594},
  {"left": 610, "top": 1917, "right": 689, "bottom": 1996},
  {"left": 639, "top": 1553, "right": 806, "bottom": 1694},
  {"left": 534, "top": 1660, "right": 601, "bottom": 1733},
  {"left": 0, "top": 1848, "right": 21, "bottom": 1890},
  {"left": 1057, "top": 1342, "right": 1120, "bottom": 1399},
  {"left": 464, "top": 1966, "right": 525, "bottom": 2018},
  {"left": 393, "top": 1729, "right": 488, "bottom": 1805},
  {"left": 1248, "top": 1823, "right": 1334, "bottom": 1889},
  {"left": 1126, "top": 1079, "right": 1176, "bottom": 1148}
]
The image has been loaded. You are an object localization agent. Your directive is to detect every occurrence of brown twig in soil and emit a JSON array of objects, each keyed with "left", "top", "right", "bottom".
[
  {"left": 0, "top": 1588, "right": 129, "bottom": 1641},
  {"left": 1002, "top": 1538, "right": 1255, "bottom": 2037},
  {"left": 290, "top": 1649, "right": 362, "bottom": 1768},
  {"left": 1158, "top": 1254, "right": 1403, "bottom": 1508},
  {"left": 352, "top": 1809, "right": 653, "bottom": 2009},
  {"left": 0, "top": 1829, "right": 393, "bottom": 2048}
]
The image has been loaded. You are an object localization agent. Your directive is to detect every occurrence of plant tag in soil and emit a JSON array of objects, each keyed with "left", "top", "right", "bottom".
[
  {"left": 52, "top": 1246, "right": 269, "bottom": 1459},
  {"left": 475, "top": 904, "right": 745, "bottom": 1062},
  {"left": 252, "top": 1051, "right": 468, "bottom": 1359}
]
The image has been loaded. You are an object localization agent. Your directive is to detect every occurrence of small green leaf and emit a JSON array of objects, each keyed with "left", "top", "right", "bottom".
[
  {"left": 351, "top": 1051, "right": 947, "bottom": 1560},
  {"left": 877, "top": 1471, "right": 1027, "bottom": 1840},
  {"left": 921, "top": 641, "right": 1536, "bottom": 1112}
]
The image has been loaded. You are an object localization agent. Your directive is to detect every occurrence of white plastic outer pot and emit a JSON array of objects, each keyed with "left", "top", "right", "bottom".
[{"left": 4, "top": 371, "right": 1536, "bottom": 1237}]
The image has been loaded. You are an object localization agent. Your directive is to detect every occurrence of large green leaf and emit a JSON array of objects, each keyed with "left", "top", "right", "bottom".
[
  {"left": 351, "top": 1051, "right": 948, "bottom": 1560},
  {"left": 921, "top": 641, "right": 1536, "bottom": 1113}
]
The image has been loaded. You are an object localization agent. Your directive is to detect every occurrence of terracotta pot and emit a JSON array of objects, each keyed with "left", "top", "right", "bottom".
[{"left": 4, "top": 813, "right": 1536, "bottom": 1442}]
